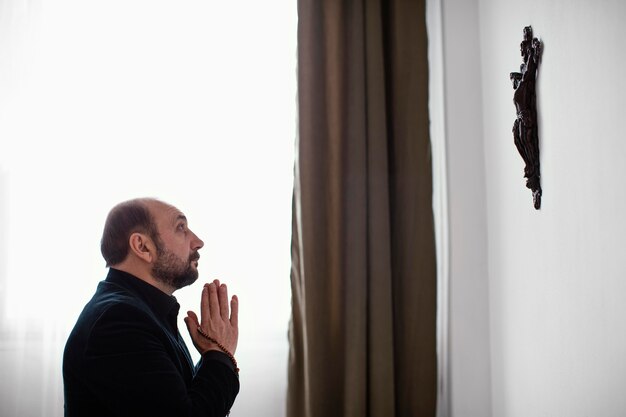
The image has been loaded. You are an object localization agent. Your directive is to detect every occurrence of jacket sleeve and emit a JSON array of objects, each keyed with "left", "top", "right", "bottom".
[{"left": 82, "top": 303, "right": 239, "bottom": 417}]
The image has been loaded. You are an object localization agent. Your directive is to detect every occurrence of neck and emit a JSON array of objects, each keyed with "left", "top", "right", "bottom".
[{"left": 111, "top": 263, "right": 176, "bottom": 295}]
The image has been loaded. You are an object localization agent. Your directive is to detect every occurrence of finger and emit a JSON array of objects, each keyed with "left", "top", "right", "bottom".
[
  {"left": 201, "top": 286, "right": 210, "bottom": 323},
  {"left": 230, "top": 295, "right": 238, "bottom": 328},
  {"left": 219, "top": 284, "right": 230, "bottom": 320},
  {"left": 183, "top": 316, "right": 195, "bottom": 335},
  {"left": 187, "top": 310, "right": 200, "bottom": 327},
  {"left": 208, "top": 282, "right": 220, "bottom": 319}
]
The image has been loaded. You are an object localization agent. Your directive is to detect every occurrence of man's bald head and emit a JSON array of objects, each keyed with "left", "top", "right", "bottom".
[{"left": 100, "top": 198, "right": 163, "bottom": 266}]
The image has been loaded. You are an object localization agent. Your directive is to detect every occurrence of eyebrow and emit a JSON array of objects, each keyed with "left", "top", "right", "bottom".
[{"left": 173, "top": 214, "right": 188, "bottom": 225}]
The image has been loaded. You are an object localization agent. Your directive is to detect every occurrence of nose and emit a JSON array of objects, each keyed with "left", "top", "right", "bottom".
[{"left": 190, "top": 230, "right": 204, "bottom": 250}]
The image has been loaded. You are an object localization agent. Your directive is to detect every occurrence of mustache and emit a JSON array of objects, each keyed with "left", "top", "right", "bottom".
[{"left": 189, "top": 252, "right": 200, "bottom": 262}]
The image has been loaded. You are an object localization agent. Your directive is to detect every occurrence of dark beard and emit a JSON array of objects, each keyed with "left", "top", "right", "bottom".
[{"left": 152, "top": 245, "right": 200, "bottom": 290}]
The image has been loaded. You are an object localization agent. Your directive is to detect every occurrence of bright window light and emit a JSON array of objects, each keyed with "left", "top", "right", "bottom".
[{"left": 0, "top": 1, "right": 296, "bottom": 416}]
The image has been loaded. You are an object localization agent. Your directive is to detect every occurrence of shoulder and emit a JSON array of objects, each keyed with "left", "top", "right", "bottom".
[
  {"left": 83, "top": 281, "right": 153, "bottom": 325},
  {"left": 65, "top": 282, "right": 158, "bottom": 352}
]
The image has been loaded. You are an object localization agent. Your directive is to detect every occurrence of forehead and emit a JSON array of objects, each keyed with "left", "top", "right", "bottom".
[{"left": 149, "top": 201, "right": 186, "bottom": 227}]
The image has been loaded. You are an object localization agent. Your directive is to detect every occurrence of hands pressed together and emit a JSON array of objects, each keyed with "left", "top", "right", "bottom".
[{"left": 184, "top": 279, "right": 239, "bottom": 357}]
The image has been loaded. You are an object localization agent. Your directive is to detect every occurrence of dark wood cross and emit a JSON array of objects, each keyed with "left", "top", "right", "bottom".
[{"left": 510, "top": 26, "right": 542, "bottom": 209}]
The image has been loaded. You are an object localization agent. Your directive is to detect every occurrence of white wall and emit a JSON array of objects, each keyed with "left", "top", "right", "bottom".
[
  {"left": 480, "top": 1, "right": 626, "bottom": 415},
  {"left": 438, "top": 0, "right": 492, "bottom": 415},
  {"left": 442, "top": 0, "right": 626, "bottom": 416}
]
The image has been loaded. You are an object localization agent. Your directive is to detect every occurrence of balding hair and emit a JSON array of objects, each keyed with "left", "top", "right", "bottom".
[{"left": 100, "top": 198, "right": 161, "bottom": 266}]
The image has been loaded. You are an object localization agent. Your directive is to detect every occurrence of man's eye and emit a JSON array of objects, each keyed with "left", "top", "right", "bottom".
[{"left": 178, "top": 224, "right": 186, "bottom": 231}]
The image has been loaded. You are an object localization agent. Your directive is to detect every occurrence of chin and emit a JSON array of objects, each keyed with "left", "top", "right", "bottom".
[{"left": 172, "top": 270, "right": 199, "bottom": 290}]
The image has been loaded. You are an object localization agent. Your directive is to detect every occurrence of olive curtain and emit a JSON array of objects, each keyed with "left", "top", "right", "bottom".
[{"left": 287, "top": 0, "right": 437, "bottom": 416}]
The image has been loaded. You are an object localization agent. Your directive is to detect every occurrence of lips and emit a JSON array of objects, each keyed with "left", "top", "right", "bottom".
[{"left": 190, "top": 252, "right": 200, "bottom": 263}]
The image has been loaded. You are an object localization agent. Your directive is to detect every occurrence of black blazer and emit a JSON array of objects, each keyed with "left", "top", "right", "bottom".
[{"left": 63, "top": 268, "right": 239, "bottom": 417}]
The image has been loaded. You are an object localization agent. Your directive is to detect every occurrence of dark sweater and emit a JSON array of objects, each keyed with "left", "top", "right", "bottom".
[{"left": 63, "top": 268, "right": 239, "bottom": 417}]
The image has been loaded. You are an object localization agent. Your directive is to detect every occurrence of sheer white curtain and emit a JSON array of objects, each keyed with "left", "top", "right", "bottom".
[{"left": 0, "top": 1, "right": 296, "bottom": 416}]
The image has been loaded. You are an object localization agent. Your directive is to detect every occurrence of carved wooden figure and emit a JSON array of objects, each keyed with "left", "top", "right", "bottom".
[{"left": 510, "top": 26, "right": 542, "bottom": 209}]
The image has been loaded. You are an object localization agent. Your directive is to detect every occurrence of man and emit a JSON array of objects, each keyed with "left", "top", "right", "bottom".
[{"left": 63, "top": 198, "right": 239, "bottom": 417}]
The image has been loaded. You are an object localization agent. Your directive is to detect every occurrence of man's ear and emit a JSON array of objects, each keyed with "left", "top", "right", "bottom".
[{"left": 128, "top": 233, "right": 155, "bottom": 263}]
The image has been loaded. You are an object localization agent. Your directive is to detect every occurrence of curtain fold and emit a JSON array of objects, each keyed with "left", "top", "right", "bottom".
[{"left": 288, "top": 0, "right": 436, "bottom": 416}]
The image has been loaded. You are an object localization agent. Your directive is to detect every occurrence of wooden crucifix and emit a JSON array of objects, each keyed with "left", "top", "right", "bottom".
[{"left": 510, "top": 26, "right": 542, "bottom": 209}]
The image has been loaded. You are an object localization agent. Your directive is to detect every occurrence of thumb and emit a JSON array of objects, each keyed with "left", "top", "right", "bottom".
[
  {"left": 184, "top": 312, "right": 199, "bottom": 337},
  {"left": 183, "top": 316, "right": 194, "bottom": 336}
]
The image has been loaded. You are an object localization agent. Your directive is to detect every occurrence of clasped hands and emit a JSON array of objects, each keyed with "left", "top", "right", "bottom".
[{"left": 184, "top": 279, "right": 238, "bottom": 356}]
